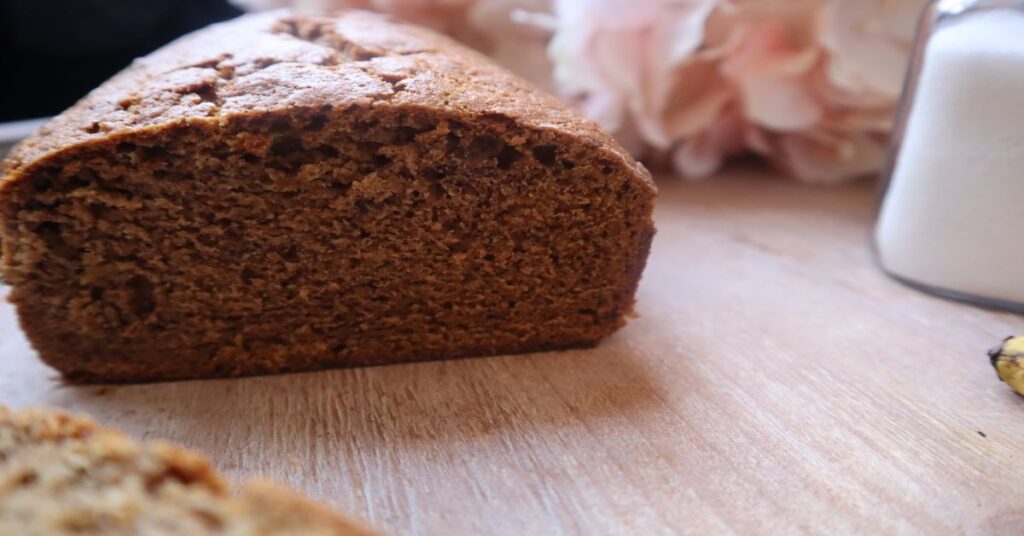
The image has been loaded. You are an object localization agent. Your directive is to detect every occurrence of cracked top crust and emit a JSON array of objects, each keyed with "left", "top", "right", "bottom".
[{"left": 1, "top": 10, "right": 649, "bottom": 186}]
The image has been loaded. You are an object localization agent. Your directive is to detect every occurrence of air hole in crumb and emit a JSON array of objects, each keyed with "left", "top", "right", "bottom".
[
  {"left": 269, "top": 117, "right": 291, "bottom": 133},
  {"left": 331, "top": 342, "right": 348, "bottom": 354},
  {"left": 240, "top": 267, "right": 259, "bottom": 284},
  {"left": 561, "top": 160, "right": 576, "bottom": 170},
  {"left": 372, "top": 153, "right": 391, "bottom": 166},
  {"left": 87, "top": 204, "right": 107, "bottom": 220},
  {"left": 85, "top": 122, "right": 101, "bottom": 134},
  {"left": 242, "top": 153, "right": 259, "bottom": 164},
  {"left": 267, "top": 160, "right": 296, "bottom": 174},
  {"left": 483, "top": 254, "right": 495, "bottom": 262},
  {"left": 269, "top": 136, "right": 303, "bottom": 157},
  {"left": 127, "top": 275, "right": 156, "bottom": 317},
  {"left": 467, "top": 135, "right": 503, "bottom": 160},
  {"left": 141, "top": 146, "right": 173, "bottom": 161},
  {"left": 394, "top": 126, "right": 427, "bottom": 144},
  {"left": 90, "top": 287, "right": 104, "bottom": 300},
  {"left": 532, "top": 145, "right": 558, "bottom": 166},
  {"left": 65, "top": 173, "right": 92, "bottom": 191},
  {"left": 209, "top": 142, "right": 230, "bottom": 158},
  {"left": 445, "top": 133, "right": 461, "bottom": 154},
  {"left": 281, "top": 246, "right": 299, "bottom": 262},
  {"left": 34, "top": 221, "right": 63, "bottom": 246},
  {"left": 193, "top": 84, "right": 219, "bottom": 104},
  {"left": 316, "top": 144, "right": 339, "bottom": 158},
  {"left": 306, "top": 115, "right": 328, "bottom": 131},
  {"left": 356, "top": 141, "right": 382, "bottom": 157},
  {"left": 601, "top": 165, "right": 613, "bottom": 175},
  {"left": 115, "top": 142, "right": 136, "bottom": 154},
  {"left": 496, "top": 145, "right": 522, "bottom": 170},
  {"left": 354, "top": 118, "right": 379, "bottom": 133},
  {"left": 32, "top": 177, "right": 53, "bottom": 193}
]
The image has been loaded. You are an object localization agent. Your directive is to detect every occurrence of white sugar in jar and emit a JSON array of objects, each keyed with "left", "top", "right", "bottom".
[{"left": 876, "top": 1, "right": 1024, "bottom": 311}]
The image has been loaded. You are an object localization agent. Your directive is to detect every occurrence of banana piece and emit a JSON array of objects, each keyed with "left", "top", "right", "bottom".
[{"left": 990, "top": 336, "right": 1024, "bottom": 396}]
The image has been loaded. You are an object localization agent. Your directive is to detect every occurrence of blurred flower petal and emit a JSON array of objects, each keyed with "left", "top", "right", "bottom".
[
  {"left": 741, "top": 74, "right": 822, "bottom": 131},
  {"left": 662, "top": 61, "right": 735, "bottom": 139},
  {"left": 820, "top": 0, "right": 928, "bottom": 98},
  {"left": 775, "top": 130, "right": 888, "bottom": 183},
  {"left": 672, "top": 108, "right": 746, "bottom": 179}
]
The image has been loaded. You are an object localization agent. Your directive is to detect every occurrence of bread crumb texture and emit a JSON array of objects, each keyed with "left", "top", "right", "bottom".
[
  {"left": 0, "top": 406, "right": 377, "bottom": 535},
  {"left": 0, "top": 10, "right": 655, "bottom": 382}
]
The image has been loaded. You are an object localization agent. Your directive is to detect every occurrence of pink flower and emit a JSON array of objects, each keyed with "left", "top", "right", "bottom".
[
  {"left": 546, "top": 0, "right": 717, "bottom": 148},
  {"left": 669, "top": 0, "right": 923, "bottom": 182},
  {"left": 230, "top": 0, "right": 927, "bottom": 183},
  {"left": 671, "top": 104, "right": 751, "bottom": 179},
  {"left": 720, "top": 21, "right": 821, "bottom": 132},
  {"left": 671, "top": 10, "right": 826, "bottom": 179}
]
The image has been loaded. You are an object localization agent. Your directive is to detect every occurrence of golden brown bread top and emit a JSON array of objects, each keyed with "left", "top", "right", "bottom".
[
  {"left": 0, "top": 406, "right": 378, "bottom": 535},
  {"left": 1, "top": 10, "right": 650, "bottom": 190}
]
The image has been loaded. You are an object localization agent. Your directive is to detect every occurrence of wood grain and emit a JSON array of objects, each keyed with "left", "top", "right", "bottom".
[{"left": 2, "top": 169, "right": 1022, "bottom": 534}]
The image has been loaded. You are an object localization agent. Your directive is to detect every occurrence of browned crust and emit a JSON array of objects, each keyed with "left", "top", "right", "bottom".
[{"left": 0, "top": 10, "right": 653, "bottom": 193}]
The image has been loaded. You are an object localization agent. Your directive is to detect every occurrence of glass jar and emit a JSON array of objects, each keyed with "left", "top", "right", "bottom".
[{"left": 876, "top": 0, "right": 1024, "bottom": 313}]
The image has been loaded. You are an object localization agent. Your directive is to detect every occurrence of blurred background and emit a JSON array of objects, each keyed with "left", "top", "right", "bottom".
[{"left": 0, "top": 0, "right": 241, "bottom": 122}]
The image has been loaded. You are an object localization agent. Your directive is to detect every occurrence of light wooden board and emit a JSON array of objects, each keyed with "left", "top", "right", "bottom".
[{"left": 2, "top": 169, "right": 1023, "bottom": 534}]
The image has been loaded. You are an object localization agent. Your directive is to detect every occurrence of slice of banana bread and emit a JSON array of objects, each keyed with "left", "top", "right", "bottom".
[
  {"left": 0, "top": 406, "right": 376, "bottom": 535},
  {"left": 0, "top": 10, "right": 656, "bottom": 382}
]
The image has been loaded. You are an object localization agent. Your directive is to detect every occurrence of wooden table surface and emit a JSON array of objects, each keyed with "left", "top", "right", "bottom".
[{"left": 2, "top": 169, "right": 1023, "bottom": 534}]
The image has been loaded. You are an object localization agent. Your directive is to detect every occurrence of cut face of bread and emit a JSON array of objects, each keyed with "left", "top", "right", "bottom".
[
  {"left": 0, "top": 406, "right": 376, "bottom": 535},
  {"left": 0, "top": 11, "right": 656, "bottom": 382}
]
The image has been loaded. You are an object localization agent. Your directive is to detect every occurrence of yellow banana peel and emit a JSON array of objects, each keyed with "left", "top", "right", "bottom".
[{"left": 990, "top": 336, "right": 1024, "bottom": 397}]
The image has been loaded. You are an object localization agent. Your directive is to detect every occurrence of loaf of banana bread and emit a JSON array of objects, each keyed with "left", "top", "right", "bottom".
[
  {"left": 0, "top": 10, "right": 656, "bottom": 382},
  {"left": 0, "top": 406, "right": 376, "bottom": 535}
]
